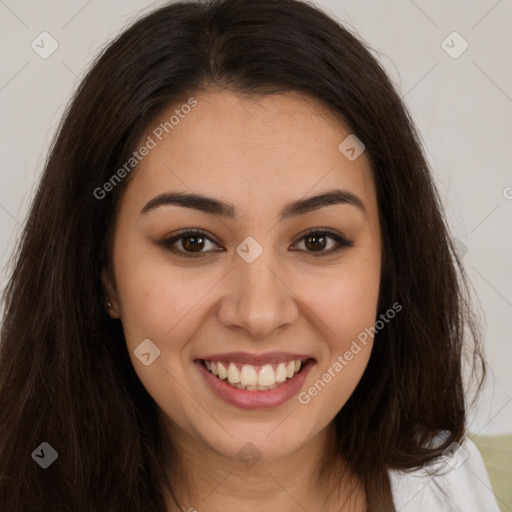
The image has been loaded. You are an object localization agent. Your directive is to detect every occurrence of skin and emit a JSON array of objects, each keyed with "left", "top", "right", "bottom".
[{"left": 102, "top": 89, "right": 382, "bottom": 511}]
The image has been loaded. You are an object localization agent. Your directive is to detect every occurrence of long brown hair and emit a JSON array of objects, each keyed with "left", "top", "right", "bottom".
[{"left": 0, "top": 0, "right": 486, "bottom": 510}]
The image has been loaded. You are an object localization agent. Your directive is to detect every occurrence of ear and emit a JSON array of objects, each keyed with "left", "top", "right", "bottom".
[{"left": 101, "top": 267, "right": 120, "bottom": 319}]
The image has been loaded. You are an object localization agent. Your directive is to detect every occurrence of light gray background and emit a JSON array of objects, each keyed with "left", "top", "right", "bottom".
[{"left": 1, "top": 0, "right": 511, "bottom": 435}]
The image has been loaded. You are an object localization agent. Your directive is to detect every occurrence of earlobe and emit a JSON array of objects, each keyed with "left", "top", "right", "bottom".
[{"left": 101, "top": 267, "right": 120, "bottom": 318}]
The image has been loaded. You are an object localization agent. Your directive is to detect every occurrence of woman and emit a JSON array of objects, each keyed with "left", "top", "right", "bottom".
[{"left": 0, "top": 0, "right": 500, "bottom": 510}]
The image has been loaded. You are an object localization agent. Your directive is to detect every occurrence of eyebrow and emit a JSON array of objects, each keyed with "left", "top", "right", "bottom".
[{"left": 140, "top": 188, "right": 367, "bottom": 221}]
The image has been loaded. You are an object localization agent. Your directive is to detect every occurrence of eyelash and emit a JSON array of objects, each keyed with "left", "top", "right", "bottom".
[{"left": 159, "top": 228, "right": 354, "bottom": 259}]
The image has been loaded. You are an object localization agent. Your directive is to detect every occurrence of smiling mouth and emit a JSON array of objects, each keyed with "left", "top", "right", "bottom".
[{"left": 201, "top": 359, "right": 310, "bottom": 391}]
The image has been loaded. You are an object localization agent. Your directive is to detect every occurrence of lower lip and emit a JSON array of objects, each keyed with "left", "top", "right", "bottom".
[{"left": 195, "top": 359, "right": 315, "bottom": 409}]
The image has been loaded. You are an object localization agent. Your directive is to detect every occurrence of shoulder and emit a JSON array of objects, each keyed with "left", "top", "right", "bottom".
[{"left": 388, "top": 432, "right": 501, "bottom": 512}]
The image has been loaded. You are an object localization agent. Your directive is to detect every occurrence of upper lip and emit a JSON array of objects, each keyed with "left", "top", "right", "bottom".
[{"left": 196, "top": 351, "right": 315, "bottom": 366}]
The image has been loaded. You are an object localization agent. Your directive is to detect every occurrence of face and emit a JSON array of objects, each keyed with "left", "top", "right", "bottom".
[{"left": 102, "top": 89, "right": 381, "bottom": 465}]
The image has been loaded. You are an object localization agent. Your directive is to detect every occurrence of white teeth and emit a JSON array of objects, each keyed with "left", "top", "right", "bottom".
[
  {"left": 217, "top": 362, "right": 227, "bottom": 380},
  {"left": 203, "top": 358, "right": 307, "bottom": 391},
  {"left": 275, "top": 362, "right": 287, "bottom": 383},
  {"left": 258, "top": 364, "right": 276, "bottom": 386},
  {"left": 227, "top": 363, "right": 240, "bottom": 384},
  {"left": 240, "top": 365, "right": 258, "bottom": 386}
]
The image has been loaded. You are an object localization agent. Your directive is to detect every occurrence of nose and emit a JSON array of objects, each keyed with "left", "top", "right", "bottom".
[{"left": 217, "top": 250, "right": 299, "bottom": 339}]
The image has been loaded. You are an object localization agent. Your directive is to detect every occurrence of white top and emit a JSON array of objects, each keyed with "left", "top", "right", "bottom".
[{"left": 389, "top": 434, "right": 501, "bottom": 511}]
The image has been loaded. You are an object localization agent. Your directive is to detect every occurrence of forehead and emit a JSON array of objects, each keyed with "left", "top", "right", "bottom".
[{"left": 120, "top": 89, "right": 377, "bottom": 220}]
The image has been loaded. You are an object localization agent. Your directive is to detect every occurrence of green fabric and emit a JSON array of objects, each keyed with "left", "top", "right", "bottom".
[{"left": 470, "top": 433, "right": 512, "bottom": 512}]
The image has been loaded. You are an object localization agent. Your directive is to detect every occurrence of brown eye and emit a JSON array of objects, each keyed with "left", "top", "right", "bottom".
[
  {"left": 181, "top": 233, "right": 207, "bottom": 253},
  {"left": 304, "top": 233, "right": 329, "bottom": 252},
  {"left": 292, "top": 230, "right": 354, "bottom": 257},
  {"left": 159, "top": 230, "right": 222, "bottom": 258}
]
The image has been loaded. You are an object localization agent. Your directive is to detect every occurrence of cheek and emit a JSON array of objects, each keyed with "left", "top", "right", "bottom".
[
  {"left": 320, "top": 282, "right": 379, "bottom": 343},
  {"left": 112, "top": 231, "right": 212, "bottom": 346},
  {"left": 298, "top": 277, "right": 377, "bottom": 422},
  {"left": 113, "top": 256, "right": 208, "bottom": 416},
  {"left": 295, "top": 255, "right": 379, "bottom": 414},
  {"left": 304, "top": 255, "right": 381, "bottom": 349}
]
